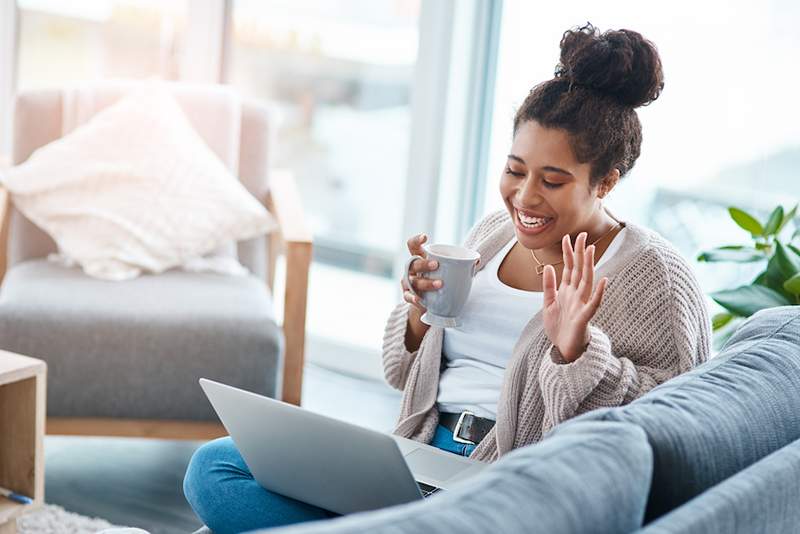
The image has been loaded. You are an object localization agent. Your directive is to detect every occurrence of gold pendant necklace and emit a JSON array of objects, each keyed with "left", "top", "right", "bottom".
[{"left": 529, "top": 221, "right": 622, "bottom": 276}]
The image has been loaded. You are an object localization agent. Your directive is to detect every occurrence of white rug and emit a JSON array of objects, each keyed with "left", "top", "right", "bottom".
[{"left": 17, "top": 504, "right": 127, "bottom": 534}]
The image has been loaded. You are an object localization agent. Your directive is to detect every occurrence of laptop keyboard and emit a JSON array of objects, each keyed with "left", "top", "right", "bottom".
[{"left": 417, "top": 481, "right": 442, "bottom": 498}]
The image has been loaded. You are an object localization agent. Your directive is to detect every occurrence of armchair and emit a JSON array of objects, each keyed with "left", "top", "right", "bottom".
[{"left": 0, "top": 82, "right": 312, "bottom": 439}]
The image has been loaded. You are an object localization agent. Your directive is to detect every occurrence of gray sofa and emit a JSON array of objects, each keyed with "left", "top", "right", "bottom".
[{"left": 263, "top": 305, "right": 800, "bottom": 533}]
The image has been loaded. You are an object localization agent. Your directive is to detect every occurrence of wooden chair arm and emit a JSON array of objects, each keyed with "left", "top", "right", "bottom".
[
  {"left": 265, "top": 169, "right": 312, "bottom": 406},
  {"left": 0, "top": 185, "right": 10, "bottom": 285}
]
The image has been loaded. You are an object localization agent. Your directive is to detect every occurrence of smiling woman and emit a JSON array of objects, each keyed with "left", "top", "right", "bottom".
[
  {"left": 179, "top": 22, "right": 713, "bottom": 532},
  {"left": 502, "top": 122, "right": 624, "bottom": 271},
  {"left": 387, "top": 21, "right": 711, "bottom": 462},
  {"left": 502, "top": 20, "right": 662, "bottom": 266}
]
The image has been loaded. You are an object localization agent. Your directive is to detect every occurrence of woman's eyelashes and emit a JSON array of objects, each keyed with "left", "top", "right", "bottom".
[{"left": 504, "top": 166, "right": 563, "bottom": 188}]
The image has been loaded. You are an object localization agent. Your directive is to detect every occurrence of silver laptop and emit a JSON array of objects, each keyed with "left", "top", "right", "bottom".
[{"left": 199, "top": 378, "right": 487, "bottom": 515}]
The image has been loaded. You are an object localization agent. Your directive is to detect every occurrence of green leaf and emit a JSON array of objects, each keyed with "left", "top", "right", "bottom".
[
  {"left": 780, "top": 204, "right": 798, "bottom": 233},
  {"left": 774, "top": 241, "right": 800, "bottom": 278},
  {"left": 790, "top": 243, "right": 800, "bottom": 257},
  {"left": 762, "top": 241, "right": 800, "bottom": 299},
  {"left": 752, "top": 269, "right": 769, "bottom": 286},
  {"left": 755, "top": 242, "right": 772, "bottom": 252},
  {"left": 712, "top": 312, "right": 735, "bottom": 330},
  {"left": 711, "top": 285, "right": 792, "bottom": 317},
  {"left": 785, "top": 273, "right": 800, "bottom": 295},
  {"left": 729, "top": 207, "right": 764, "bottom": 236},
  {"left": 793, "top": 228, "right": 800, "bottom": 242},
  {"left": 696, "top": 246, "right": 764, "bottom": 263},
  {"left": 764, "top": 206, "right": 784, "bottom": 236}
]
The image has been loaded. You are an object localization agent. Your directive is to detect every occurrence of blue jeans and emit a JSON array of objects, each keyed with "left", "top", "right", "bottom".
[{"left": 183, "top": 424, "right": 477, "bottom": 534}]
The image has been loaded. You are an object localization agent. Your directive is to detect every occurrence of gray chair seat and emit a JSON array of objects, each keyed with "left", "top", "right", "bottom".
[{"left": 0, "top": 259, "right": 283, "bottom": 420}]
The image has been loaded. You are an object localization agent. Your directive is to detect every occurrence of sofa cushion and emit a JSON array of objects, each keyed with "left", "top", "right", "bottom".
[
  {"left": 266, "top": 420, "right": 653, "bottom": 534},
  {"left": 637, "top": 436, "right": 800, "bottom": 533},
  {"left": 562, "top": 305, "right": 800, "bottom": 523},
  {"left": 0, "top": 259, "right": 283, "bottom": 420}
]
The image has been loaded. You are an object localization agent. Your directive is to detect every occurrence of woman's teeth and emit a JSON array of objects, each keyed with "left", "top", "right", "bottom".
[{"left": 517, "top": 211, "right": 553, "bottom": 228}]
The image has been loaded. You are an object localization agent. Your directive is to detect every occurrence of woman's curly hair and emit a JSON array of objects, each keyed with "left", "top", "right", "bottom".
[{"left": 514, "top": 22, "right": 665, "bottom": 187}]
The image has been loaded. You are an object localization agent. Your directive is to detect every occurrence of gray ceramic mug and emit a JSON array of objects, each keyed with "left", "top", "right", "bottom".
[{"left": 403, "top": 243, "right": 481, "bottom": 328}]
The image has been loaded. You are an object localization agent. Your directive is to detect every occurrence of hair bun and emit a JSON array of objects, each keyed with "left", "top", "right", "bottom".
[{"left": 556, "top": 22, "right": 664, "bottom": 108}]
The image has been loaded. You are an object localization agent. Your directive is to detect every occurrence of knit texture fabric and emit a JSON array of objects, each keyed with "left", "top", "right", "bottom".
[{"left": 382, "top": 209, "right": 711, "bottom": 463}]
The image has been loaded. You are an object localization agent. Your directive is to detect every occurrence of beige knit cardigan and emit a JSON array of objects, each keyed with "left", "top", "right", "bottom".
[{"left": 382, "top": 209, "right": 711, "bottom": 463}]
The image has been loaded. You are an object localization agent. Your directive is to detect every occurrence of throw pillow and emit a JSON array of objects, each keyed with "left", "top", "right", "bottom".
[{"left": 1, "top": 87, "right": 276, "bottom": 280}]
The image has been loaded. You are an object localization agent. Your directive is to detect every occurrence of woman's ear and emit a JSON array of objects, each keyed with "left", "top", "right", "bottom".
[{"left": 597, "top": 169, "right": 621, "bottom": 199}]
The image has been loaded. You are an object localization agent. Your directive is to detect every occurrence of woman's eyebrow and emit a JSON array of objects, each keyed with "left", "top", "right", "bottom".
[
  {"left": 507, "top": 155, "right": 574, "bottom": 177},
  {"left": 541, "top": 166, "right": 574, "bottom": 177}
]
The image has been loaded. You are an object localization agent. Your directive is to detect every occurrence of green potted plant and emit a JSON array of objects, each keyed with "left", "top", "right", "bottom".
[{"left": 697, "top": 203, "right": 800, "bottom": 347}]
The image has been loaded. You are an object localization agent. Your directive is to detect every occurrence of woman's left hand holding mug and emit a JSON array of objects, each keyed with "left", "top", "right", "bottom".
[{"left": 541, "top": 232, "right": 608, "bottom": 363}]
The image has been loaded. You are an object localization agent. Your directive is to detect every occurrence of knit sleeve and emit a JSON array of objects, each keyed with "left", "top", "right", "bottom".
[
  {"left": 381, "top": 209, "right": 510, "bottom": 391},
  {"left": 381, "top": 301, "right": 419, "bottom": 391},
  {"left": 537, "top": 244, "right": 711, "bottom": 431}
]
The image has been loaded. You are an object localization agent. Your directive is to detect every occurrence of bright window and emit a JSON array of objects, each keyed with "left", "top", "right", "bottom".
[
  {"left": 16, "top": 0, "right": 188, "bottom": 91},
  {"left": 227, "top": 0, "right": 421, "bottom": 276}
]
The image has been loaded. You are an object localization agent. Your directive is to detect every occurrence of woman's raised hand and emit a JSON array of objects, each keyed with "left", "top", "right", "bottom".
[
  {"left": 401, "top": 233, "right": 442, "bottom": 313},
  {"left": 542, "top": 232, "right": 608, "bottom": 363}
]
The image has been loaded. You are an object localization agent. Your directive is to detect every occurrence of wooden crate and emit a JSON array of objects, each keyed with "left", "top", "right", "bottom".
[{"left": 0, "top": 352, "right": 46, "bottom": 534}]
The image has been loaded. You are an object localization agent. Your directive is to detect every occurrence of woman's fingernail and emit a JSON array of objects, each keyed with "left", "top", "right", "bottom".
[
  {"left": 434, "top": 280, "right": 443, "bottom": 288},
  {"left": 419, "top": 234, "right": 427, "bottom": 242},
  {"left": 429, "top": 261, "right": 437, "bottom": 269}
]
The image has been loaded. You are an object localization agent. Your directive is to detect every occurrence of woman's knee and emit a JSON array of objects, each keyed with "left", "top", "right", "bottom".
[{"left": 183, "top": 437, "right": 244, "bottom": 505}]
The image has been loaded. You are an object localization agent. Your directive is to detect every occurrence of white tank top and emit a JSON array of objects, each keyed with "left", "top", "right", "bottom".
[{"left": 436, "top": 229, "right": 626, "bottom": 419}]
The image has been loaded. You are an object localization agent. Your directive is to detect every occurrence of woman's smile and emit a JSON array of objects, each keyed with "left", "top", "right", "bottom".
[{"left": 514, "top": 207, "right": 556, "bottom": 236}]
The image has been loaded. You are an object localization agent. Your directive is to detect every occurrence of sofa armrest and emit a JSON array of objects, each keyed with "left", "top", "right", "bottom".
[
  {"left": 264, "top": 420, "right": 653, "bottom": 534},
  {"left": 265, "top": 169, "right": 313, "bottom": 406}
]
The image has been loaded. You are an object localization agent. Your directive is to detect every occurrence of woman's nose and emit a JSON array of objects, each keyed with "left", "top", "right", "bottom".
[{"left": 518, "top": 175, "right": 543, "bottom": 204}]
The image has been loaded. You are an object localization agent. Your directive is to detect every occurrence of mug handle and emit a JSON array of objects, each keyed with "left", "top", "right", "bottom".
[
  {"left": 403, "top": 255, "right": 426, "bottom": 300},
  {"left": 472, "top": 257, "right": 481, "bottom": 276}
]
